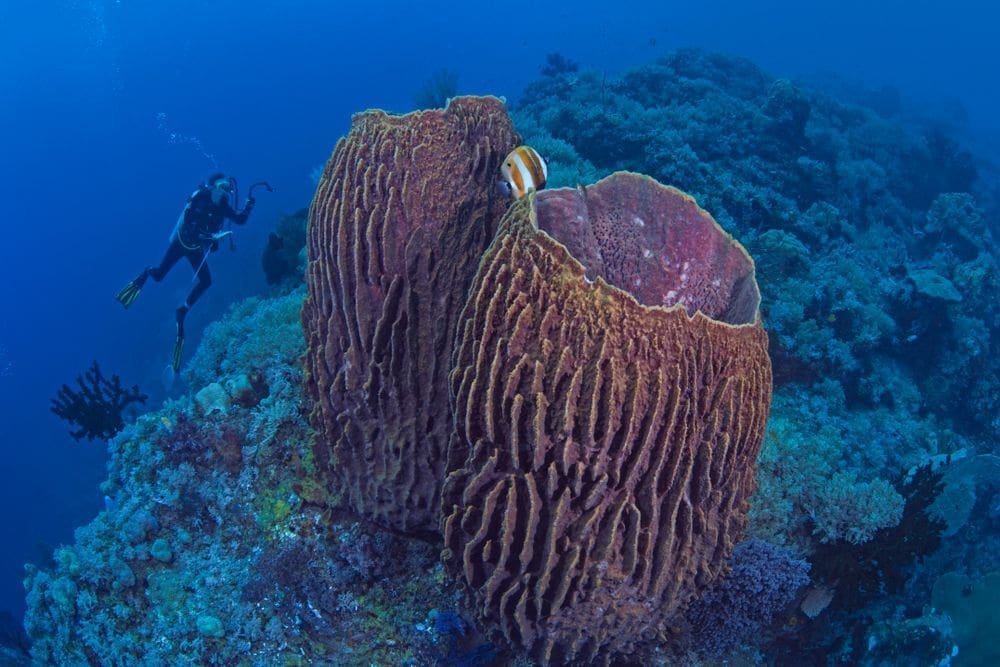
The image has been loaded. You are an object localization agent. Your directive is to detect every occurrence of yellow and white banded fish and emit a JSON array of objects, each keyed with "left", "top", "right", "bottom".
[{"left": 500, "top": 145, "right": 547, "bottom": 199}]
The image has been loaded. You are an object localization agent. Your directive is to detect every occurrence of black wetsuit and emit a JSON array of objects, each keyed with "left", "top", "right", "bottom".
[{"left": 144, "top": 187, "right": 253, "bottom": 311}]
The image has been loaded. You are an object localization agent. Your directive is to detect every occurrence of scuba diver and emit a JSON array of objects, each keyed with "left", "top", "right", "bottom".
[{"left": 114, "top": 173, "right": 257, "bottom": 376}]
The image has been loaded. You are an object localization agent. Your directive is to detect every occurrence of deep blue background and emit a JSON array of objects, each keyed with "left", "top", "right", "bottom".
[{"left": 1, "top": 0, "right": 996, "bottom": 622}]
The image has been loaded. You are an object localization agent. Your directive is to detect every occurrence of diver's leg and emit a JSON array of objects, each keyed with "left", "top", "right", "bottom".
[
  {"left": 117, "top": 243, "right": 173, "bottom": 308},
  {"left": 116, "top": 239, "right": 189, "bottom": 308},
  {"left": 171, "top": 248, "right": 208, "bottom": 372},
  {"left": 175, "top": 251, "right": 212, "bottom": 333},
  {"left": 182, "top": 251, "right": 212, "bottom": 306},
  {"left": 186, "top": 261, "right": 212, "bottom": 307},
  {"left": 148, "top": 240, "right": 186, "bottom": 282}
]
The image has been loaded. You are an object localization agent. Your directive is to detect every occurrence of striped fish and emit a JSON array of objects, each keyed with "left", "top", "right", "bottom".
[{"left": 500, "top": 145, "right": 547, "bottom": 199}]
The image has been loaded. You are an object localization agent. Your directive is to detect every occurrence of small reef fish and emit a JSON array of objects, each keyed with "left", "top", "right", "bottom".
[{"left": 500, "top": 145, "right": 547, "bottom": 199}]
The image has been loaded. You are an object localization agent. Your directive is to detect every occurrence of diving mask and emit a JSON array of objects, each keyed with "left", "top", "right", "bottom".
[{"left": 211, "top": 178, "right": 233, "bottom": 204}]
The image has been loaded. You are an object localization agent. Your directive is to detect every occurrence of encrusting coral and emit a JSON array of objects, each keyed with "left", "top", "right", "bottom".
[
  {"left": 303, "top": 96, "right": 519, "bottom": 533},
  {"left": 443, "top": 172, "right": 772, "bottom": 663}
]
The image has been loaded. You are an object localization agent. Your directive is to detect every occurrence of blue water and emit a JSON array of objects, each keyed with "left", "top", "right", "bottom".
[{"left": 1, "top": 0, "right": 997, "bottom": 637}]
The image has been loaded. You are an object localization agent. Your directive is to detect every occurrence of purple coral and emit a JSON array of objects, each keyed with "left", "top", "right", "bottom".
[{"left": 685, "top": 539, "right": 810, "bottom": 658}]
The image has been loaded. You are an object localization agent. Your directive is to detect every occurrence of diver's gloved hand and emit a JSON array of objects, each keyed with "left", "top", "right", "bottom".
[
  {"left": 244, "top": 197, "right": 255, "bottom": 212},
  {"left": 209, "top": 230, "right": 232, "bottom": 251}
]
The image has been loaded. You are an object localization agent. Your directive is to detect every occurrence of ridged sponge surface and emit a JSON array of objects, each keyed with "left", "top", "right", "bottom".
[
  {"left": 303, "top": 97, "right": 518, "bottom": 532},
  {"left": 443, "top": 172, "right": 772, "bottom": 663}
]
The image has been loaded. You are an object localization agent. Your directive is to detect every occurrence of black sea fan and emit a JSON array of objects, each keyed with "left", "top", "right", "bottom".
[
  {"left": 414, "top": 68, "right": 459, "bottom": 109},
  {"left": 810, "top": 463, "right": 947, "bottom": 609},
  {"left": 540, "top": 52, "right": 579, "bottom": 77},
  {"left": 50, "top": 360, "right": 147, "bottom": 441}
]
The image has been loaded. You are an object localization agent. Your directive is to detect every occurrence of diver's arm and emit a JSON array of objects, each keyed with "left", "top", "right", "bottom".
[{"left": 225, "top": 197, "right": 255, "bottom": 225}]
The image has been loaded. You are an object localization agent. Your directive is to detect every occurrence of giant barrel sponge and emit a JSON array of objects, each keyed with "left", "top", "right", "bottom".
[
  {"left": 303, "top": 97, "right": 519, "bottom": 532},
  {"left": 443, "top": 172, "right": 772, "bottom": 663}
]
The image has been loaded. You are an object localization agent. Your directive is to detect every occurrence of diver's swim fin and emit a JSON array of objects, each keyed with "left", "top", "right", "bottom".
[
  {"left": 172, "top": 304, "right": 188, "bottom": 373},
  {"left": 163, "top": 334, "right": 182, "bottom": 392},
  {"left": 161, "top": 363, "right": 176, "bottom": 392},
  {"left": 115, "top": 280, "right": 142, "bottom": 308},
  {"left": 172, "top": 334, "right": 184, "bottom": 373},
  {"left": 115, "top": 271, "right": 148, "bottom": 309}
]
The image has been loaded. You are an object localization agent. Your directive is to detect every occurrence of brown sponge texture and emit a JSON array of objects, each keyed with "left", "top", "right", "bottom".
[
  {"left": 443, "top": 172, "right": 772, "bottom": 662},
  {"left": 303, "top": 96, "right": 518, "bottom": 532}
]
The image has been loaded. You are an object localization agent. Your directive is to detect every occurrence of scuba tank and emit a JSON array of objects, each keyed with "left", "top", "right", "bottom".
[
  {"left": 168, "top": 176, "right": 273, "bottom": 248},
  {"left": 168, "top": 187, "right": 202, "bottom": 244},
  {"left": 169, "top": 176, "right": 234, "bottom": 248}
]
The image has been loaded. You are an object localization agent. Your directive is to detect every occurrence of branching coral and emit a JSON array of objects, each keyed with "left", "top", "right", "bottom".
[
  {"left": 810, "top": 463, "right": 946, "bottom": 610},
  {"left": 749, "top": 389, "right": 911, "bottom": 550},
  {"left": 683, "top": 540, "right": 810, "bottom": 659}
]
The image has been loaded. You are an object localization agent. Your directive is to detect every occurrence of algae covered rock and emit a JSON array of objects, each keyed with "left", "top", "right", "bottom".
[
  {"left": 150, "top": 538, "right": 173, "bottom": 563},
  {"left": 931, "top": 571, "right": 1000, "bottom": 665},
  {"left": 196, "top": 614, "right": 225, "bottom": 638},
  {"left": 907, "top": 266, "right": 962, "bottom": 303}
]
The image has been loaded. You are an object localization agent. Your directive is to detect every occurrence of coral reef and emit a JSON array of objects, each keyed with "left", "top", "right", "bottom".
[
  {"left": 24, "top": 291, "right": 469, "bottom": 666},
  {"left": 303, "top": 96, "right": 519, "bottom": 532},
  {"left": 682, "top": 539, "right": 810, "bottom": 659},
  {"left": 443, "top": 173, "right": 771, "bottom": 663},
  {"left": 185, "top": 287, "right": 306, "bottom": 391},
  {"left": 507, "top": 46, "right": 999, "bottom": 663},
  {"left": 749, "top": 388, "right": 909, "bottom": 550},
  {"left": 25, "top": 48, "right": 1000, "bottom": 666},
  {"left": 514, "top": 46, "right": 999, "bottom": 443},
  {"left": 810, "top": 463, "right": 946, "bottom": 610},
  {"left": 50, "top": 361, "right": 147, "bottom": 442}
]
